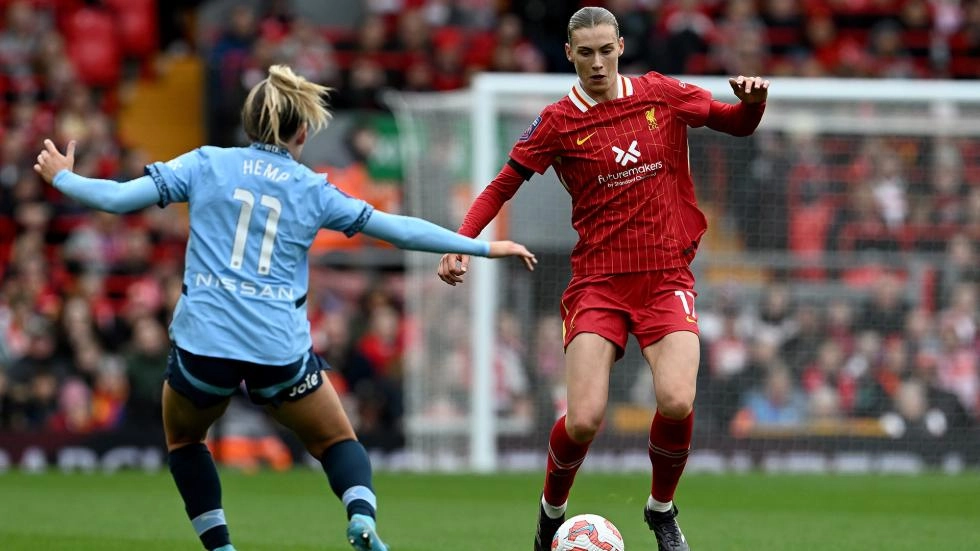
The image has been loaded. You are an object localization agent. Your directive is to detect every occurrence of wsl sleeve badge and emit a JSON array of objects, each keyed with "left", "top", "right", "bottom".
[{"left": 519, "top": 115, "right": 542, "bottom": 142}]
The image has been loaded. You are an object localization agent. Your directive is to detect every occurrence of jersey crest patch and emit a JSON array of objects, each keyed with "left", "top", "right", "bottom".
[
  {"left": 519, "top": 115, "right": 542, "bottom": 142},
  {"left": 646, "top": 108, "right": 658, "bottom": 130}
]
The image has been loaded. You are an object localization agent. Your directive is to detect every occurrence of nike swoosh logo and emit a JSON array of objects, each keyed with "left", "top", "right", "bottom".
[
  {"left": 686, "top": 316, "right": 697, "bottom": 323},
  {"left": 576, "top": 132, "right": 596, "bottom": 145}
]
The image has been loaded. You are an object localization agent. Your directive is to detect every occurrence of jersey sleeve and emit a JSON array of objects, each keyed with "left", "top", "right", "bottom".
[
  {"left": 507, "top": 108, "right": 559, "bottom": 175},
  {"left": 144, "top": 148, "right": 205, "bottom": 207},
  {"left": 658, "top": 74, "right": 712, "bottom": 128},
  {"left": 316, "top": 179, "right": 374, "bottom": 237}
]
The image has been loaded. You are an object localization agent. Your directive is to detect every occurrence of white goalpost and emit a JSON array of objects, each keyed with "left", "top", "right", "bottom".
[{"left": 387, "top": 74, "right": 980, "bottom": 473}]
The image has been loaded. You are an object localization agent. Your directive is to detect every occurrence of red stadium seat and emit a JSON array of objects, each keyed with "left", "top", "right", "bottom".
[
  {"left": 103, "top": 0, "right": 158, "bottom": 60},
  {"left": 949, "top": 55, "right": 979, "bottom": 79},
  {"left": 64, "top": 7, "right": 121, "bottom": 88},
  {"left": 0, "top": 216, "right": 15, "bottom": 244}
]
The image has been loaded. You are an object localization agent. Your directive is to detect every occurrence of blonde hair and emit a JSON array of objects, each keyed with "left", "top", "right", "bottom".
[
  {"left": 242, "top": 64, "right": 332, "bottom": 147},
  {"left": 567, "top": 6, "right": 620, "bottom": 45}
]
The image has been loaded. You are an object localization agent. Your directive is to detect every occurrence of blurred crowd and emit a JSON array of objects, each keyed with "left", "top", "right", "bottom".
[
  {"left": 204, "top": 0, "right": 980, "bottom": 141},
  {"left": 695, "top": 274, "right": 978, "bottom": 439},
  {"left": 0, "top": 0, "right": 978, "bottom": 460}
]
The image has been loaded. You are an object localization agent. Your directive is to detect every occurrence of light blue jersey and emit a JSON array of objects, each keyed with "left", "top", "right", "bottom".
[
  {"left": 54, "top": 141, "right": 495, "bottom": 364},
  {"left": 146, "top": 143, "right": 372, "bottom": 364}
]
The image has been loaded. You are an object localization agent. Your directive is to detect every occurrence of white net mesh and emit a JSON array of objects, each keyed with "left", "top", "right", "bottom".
[{"left": 387, "top": 76, "right": 980, "bottom": 474}]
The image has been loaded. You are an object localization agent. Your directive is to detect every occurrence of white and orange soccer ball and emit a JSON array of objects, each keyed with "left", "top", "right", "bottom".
[{"left": 551, "top": 513, "right": 625, "bottom": 551}]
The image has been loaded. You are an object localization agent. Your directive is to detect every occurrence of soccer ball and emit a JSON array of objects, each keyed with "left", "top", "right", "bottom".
[{"left": 551, "top": 513, "right": 625, "bottom": 551}]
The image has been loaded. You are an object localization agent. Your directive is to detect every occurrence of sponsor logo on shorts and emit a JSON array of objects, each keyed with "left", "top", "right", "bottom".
[
  {"left": 287, "top": 371, "right": 320, "bottom": 398},
  {"left": 685, "top": 315, "right": 697, "bottom": 324}
]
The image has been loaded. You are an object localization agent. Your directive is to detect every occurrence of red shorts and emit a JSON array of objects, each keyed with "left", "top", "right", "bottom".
[{"left": 560, "top": 267, "right": 700, "bottom": 359}]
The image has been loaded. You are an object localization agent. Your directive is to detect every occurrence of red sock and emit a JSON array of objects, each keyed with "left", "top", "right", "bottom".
[
  {"left": 542, "top": 416, "right": 592, "bottom": 507},
  {"left": 648, "top": 410, "right": 693, "bottom": 502}
]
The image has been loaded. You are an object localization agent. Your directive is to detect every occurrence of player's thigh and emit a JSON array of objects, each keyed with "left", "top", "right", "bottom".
[
  {"left": 163, "top": 345, "right": 240, "bottom": 449},
  {"left": 641, "top": 330, "right": 700, "bottom": 418},
  {"left": 264, "top": 372, "right": 356, "bottom": 457},
  {"left": 162, "top": 381, "right": 231, "bottom": 450},
  {"left": 564, "top": 332, "right": 617, "bottom": 438},
  {"left": 560, "top": 274, "right": 630, "bottom": 359}
]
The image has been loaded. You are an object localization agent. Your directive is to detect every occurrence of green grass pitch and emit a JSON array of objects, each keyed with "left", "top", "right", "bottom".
[{"left": 1, "top": 470, "right": 979, "bottom": 550}]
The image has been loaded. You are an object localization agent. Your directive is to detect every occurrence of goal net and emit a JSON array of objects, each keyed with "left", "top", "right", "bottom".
[{"left": 386, "top": 75, "right": 980, "bottom": 474}]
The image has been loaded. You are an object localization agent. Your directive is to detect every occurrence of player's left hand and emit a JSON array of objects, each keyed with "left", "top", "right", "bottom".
[
  {"left": 729, "top": 76, "right": 769, "bottom": 104},
  {"left": 33, "top": 139, "right": 76, "bottom": 184}
]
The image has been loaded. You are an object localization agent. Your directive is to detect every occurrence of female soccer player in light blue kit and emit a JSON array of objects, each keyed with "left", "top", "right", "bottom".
[{"left": 33, "top": 64, "right": 537, "bottom": 551}]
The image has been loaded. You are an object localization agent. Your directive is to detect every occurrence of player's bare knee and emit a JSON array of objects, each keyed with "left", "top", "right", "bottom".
[
  {"left": 166, "top": 436, "right": 207, "bottom": 452},
  {"left": 565, "top": 412, "right": 603, "bottom": 442},
  {"left": 656, "top": 395, "right": 694, "bottom": 419},
  {"left": 305, "top": 433, "right": 356, "bottom": 458}
]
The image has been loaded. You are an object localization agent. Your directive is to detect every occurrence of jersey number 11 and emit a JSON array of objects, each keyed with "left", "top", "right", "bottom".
[{"left": 230, "top": 188, "right": 282, "bottom": 275}]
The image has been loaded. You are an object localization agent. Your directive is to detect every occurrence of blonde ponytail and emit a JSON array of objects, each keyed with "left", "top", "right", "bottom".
[{"left": 242, "top": 64, "right": 333, "bottom": 147}]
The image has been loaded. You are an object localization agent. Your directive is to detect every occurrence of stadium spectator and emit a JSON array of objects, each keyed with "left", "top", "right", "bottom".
[
  {"left": 879, "top": 379, "right": 948, "bottom": 439},
  {"left": 711, "top": 0, "right": 770, "bottom": 77},
  {"left": 865, "top": 19, "right": 922, "bottom": 78},
  {"left": 843, "top": 329, "right": 884, "bottom": 383},
  {"left": 46, "top": 376, "right": 93, "bottom": 433},
  {"left": 854, "top": 335, "right": 912, "bottom": 417},
  {"left": 699, "top": 302, "right": 756, "bottom": 431},
  {"left": 122, "top": 315, "right": 169, "bottom": 428},
  {"left": 754, "top": 282, "right": 797, "bottom": 346},
  {"left": 827, "top": 182, "right": 900, "bottom": 253},
  {"left": 856, "top": 270, "right": 911, "bottom": 338},
  {"left": 824, "top": 298, "right": 857, "bottom": 356},
  {"left": 912, "top": 351, "right": 974, "bottom": 430},
  {"left": 205, "top": 4, "right": 259, "bottom": 146},
  {"left": 761, "top": 0, "right": 806, "bottom": 56},
  {"left": 494, "top": 310, "right": 533, "bottom": 424},
  {"left": 734, "top": 365, "right": 808, "bottom": 430},
  {"left": 485, "top": 13, "right": 547, "bottom": 74},
  {"left": 604, "top": 0, "right": 659, "bottom": 74},
  {"left": 660, "top": 0, "right": 715, "bottom": 74},
  {"left": 532, "top": 314, "right": 566, "bottom": 421},
  {"left": 781, "top": 302, "right": 825, "bottom": 372},
  {"left": 801, "top": 338, "right": 856, "bottom": 413},
  {"left": 279, "top": 19, "right": 341, "bottom": 87},
  {"left": 808, "top": 384, "right": 844, "bottom": 424}
]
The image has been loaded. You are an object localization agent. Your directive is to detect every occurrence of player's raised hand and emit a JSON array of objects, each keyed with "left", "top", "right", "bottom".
[
  {"left": 438, "top": 253, "right": 471, "bottom": 286},
  {"left": 729, "top": 76, "right": 769, "bottom": 104},
  {"left": 488, "top": 240, "right": 537, "bottom": 271},
  {"left": 33, "top": 139, "right": 76, "bottom": 184}
]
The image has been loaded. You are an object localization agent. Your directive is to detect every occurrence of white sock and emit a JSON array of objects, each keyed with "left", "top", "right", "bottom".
[
  {"left": 647, "top": 495, "right": 673, "bottom": 513},
  {"left": 541, "top": 495, "right": 568, "bottom": 519}
]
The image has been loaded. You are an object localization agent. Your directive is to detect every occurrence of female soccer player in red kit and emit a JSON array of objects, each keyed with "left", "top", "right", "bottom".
[{"left": 438, "top": 6, "right": 768, "bottom": 551}]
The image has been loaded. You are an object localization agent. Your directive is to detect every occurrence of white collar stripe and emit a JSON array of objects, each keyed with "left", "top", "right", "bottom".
[
  {"left": 568, "top": 75, "right": 633, "bottom": 112},
  {"left": 568, "top": 83, "right": 591, "bottom": 112},
  {"left": 622, "top": 75, "right": 634, "bottom": 96}
]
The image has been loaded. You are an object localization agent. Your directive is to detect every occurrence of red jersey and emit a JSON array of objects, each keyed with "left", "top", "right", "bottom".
[{"left": 511, "top": 72, "right": 716, "bottom": 276}]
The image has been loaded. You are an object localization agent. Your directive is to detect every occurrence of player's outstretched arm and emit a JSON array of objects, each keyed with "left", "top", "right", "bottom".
[
  {"left": 361, "top": 211, "right": 536, "bottom": 273},
  {"left": 33, "top": 139, "right": 161, "bottom": 213}
]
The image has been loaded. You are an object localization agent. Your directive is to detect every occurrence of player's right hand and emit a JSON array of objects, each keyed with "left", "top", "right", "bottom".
[
  {"left": 438, "top": 253, "right": 470, "bottom": 286},
  {"left": 33, "top": 139, "right": 76, "bottom": 184},
  {"left": 488, "top": 240, "right": 537, "bottom": 271}
]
